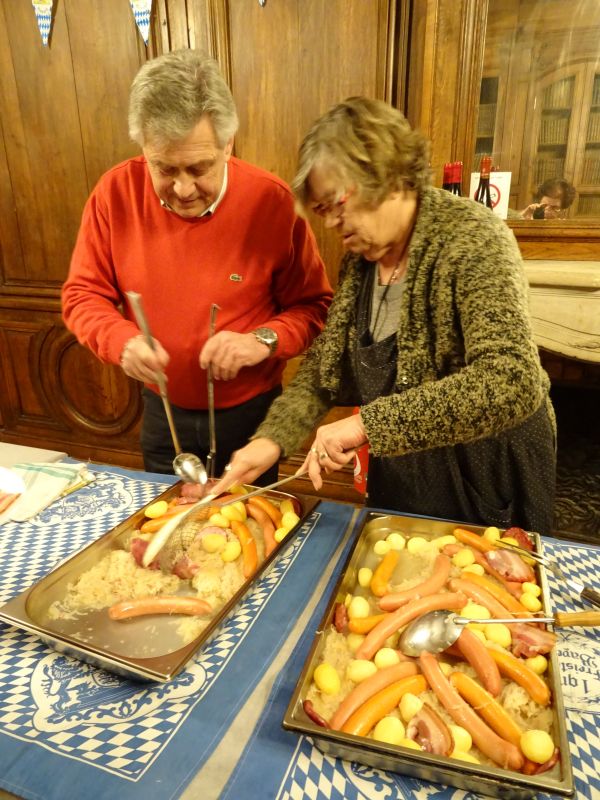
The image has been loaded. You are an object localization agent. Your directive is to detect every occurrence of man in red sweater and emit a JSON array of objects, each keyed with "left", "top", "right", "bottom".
[{"left": 62, "top": 49, "right": 332, "bottom": 481}]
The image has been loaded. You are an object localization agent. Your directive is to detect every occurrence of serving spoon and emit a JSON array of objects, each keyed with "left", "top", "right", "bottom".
[
  {"left": 126, "top": 291, "right": 207, "bottom": 485},
  {"left": 398, "top": 608, "right": 600, "bottom": 657}
]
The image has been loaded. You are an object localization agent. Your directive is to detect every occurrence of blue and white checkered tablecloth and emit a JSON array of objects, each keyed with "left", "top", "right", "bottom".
[
  {"left": 0, "top": 465, "right": 356, "bottom": 800},
  {"left": 222, "top": 533, "right": 600, "bottom": 800}
]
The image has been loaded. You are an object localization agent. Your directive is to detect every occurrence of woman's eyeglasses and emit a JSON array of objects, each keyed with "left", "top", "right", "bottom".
[{"left": 311, "top": 191, "right": 350, "bottom": 219}]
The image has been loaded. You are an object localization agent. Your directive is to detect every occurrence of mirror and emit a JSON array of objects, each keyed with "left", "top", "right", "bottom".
[{"left": 477, "top": 0, "right": 600, "bottom": 222}]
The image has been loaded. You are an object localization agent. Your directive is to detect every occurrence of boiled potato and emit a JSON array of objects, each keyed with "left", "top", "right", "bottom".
[
  {"left": 221, "top": 504, "right": 245, "bottom": 523},
  {"left": 313, "top": 663, "right": 341, "bottom": 695},
  {"left": 281, "top": 510, "right": 301, "bottom": 530},
  {"left": 372, "top": 716, "right": 405, "bottom": 745},
  {"left": 386, "top": 532, "right": 406, "bottom": 550},
  {"left": 201, "top": 532, "right": 226, "bottom": 553},
  {"left": 374, "top": 647, "right": 400, "bottom": 669},
  {"left": 520, "top": 730, "right": 554, "bottom": 764},
  {"left": 452, "top": 548, "right": 475, "bottom": 568},
  {"left": 145, "top": 500, "right": 169, "bottom": 519},
  {"left": 373, "top": 540, "right": 390, "bottom": 556},
  {"left": 348, "top": 596, "right": 370, "bottom": 619},
  {"left": 525, "top": 655, "right": 548, "bottom": 674},
  {"left": 346, "top": 633, "right": 365, "bottom": 653},
  {"left": 449, "top": 725, "right": 472, "bottom": 752},
  {"left": 221, "top": 540, "right": 242, "bottom": 562},
  {"left": 279, "top": 499, "right": 296, "bottom": 516},
  {"left": 346, "top": 659, "right": 378, "bottom": 683},
  {"left": 406, "top": 536, "right": 429, "bottom": 554},
  {"left": 399, "top": 693, "right": 423, "bottom": 722},
  {"left": 357, "top": 567, "right": 373, "bottom": 587},
  {"left": 209, "top": 512, "right": 230, "bottom": 528}
]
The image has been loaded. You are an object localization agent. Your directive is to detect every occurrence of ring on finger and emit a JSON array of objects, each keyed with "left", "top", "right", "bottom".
[
  {"left": 310, "top": 446, "right": 319, "bottom": 455},
  {"left": 319, "top": 450, "right": 329, "bottom": 461}
]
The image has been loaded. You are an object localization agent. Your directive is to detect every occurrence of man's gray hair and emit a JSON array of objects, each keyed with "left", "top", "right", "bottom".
[{"left": 128, "top": 49, "right": 239, "bottom": 147}]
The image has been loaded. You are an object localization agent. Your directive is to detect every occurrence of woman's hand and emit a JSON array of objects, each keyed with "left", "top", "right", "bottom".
[
  {"left": 209, "top": 437, "right": 282, "bottom": 497},
  {"left": 302, "top": 413, "right": 368, "bottom": 490}
]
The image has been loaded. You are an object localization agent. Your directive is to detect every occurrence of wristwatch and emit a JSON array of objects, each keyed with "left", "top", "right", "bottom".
[{"left": 252, "top": 327, "right": 278, "bottom": 354}]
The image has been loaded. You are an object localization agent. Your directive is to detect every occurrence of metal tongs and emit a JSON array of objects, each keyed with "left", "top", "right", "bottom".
[
  {"left": 497, "top": 540, "right": 600, "bottom": 609},
  {"left": 206, "top": 303, "right": 220, "bottom": 481}
]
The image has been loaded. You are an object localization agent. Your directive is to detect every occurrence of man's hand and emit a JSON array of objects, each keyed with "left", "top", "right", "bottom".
[
  {"left": 209, "top": 438, "right": 282, "bottom": 496},
  {"left": 120, "top": 335, "right": 170, "bottom": 383},
  {"left": 199, "top": 331, "right": 272, "bottom": 380},
  {"left": 301, "top": 413, "right": 368, "bottom": 490}
]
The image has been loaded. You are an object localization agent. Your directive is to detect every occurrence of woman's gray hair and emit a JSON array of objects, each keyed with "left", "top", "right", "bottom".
[
  {"left": 128, "top": 49, "right": 239, "bottom": 148},
  {"left": 292, "top": 96, "right": 431, "bottom": 207}
]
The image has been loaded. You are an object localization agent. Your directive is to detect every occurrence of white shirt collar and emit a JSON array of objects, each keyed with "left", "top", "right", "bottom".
[{"left": 160, "top": 162, "right": 229, "bottom": 217}]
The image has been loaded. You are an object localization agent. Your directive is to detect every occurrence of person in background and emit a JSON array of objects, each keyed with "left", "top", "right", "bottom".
[
  {"left": 62, "top": 49, "right": 332, "bottom": 482},
  {"left": 518, "top": 178, "right": 576, "bottom": 220},
  {"left": 213, "top": 96, "right": 557, "bottom": 535}
]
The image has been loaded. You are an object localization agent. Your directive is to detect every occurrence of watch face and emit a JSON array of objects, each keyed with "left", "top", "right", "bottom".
[{"left": 254, "top": 327, "right": 278, "bottom": 351}]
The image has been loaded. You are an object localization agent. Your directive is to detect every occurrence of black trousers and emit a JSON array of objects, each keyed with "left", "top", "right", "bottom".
[{"left": 141, "top": 385, "right": 282, "bottom": 485}]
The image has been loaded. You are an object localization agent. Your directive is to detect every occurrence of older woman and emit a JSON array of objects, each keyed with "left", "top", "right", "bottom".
[{"left": 215, "top": 97, "right": 556, "bottom": 534}]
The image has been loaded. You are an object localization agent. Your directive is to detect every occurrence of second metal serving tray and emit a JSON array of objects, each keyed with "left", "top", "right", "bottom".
[
  {"left": 283, "top": 512, "right": 574, "bottom": 799},
  {"left": 0, "top": 483, "right": 319, "bottom": 682}
]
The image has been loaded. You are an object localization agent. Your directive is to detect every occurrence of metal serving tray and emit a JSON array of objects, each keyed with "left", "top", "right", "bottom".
[
  {"left": 0, "top": 483, "right": 319, "bottom": 682},
  {"left": 283, "top": 512, "right": 574, "bottom": 799}
]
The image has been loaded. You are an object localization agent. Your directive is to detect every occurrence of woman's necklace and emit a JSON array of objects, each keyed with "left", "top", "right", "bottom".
[{"left": 370, "top": 261, "right": 405, "bottom": 338}]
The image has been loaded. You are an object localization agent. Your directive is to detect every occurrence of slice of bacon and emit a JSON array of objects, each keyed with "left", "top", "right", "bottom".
[
  {"left": 179, "top": 482, "right": 207, "bottom": 500},
  {"left": 406, "top": 703, "right": 454, "bottom": 756},
  {"left": 510, "top": 623, "right": 558, "bottom": 657},
  {"left": 172, "top": 556, "right": 199, "bottom": 579},
  {"left": 130, "top": 537, "right": 160, "bottom": 570},
  {"left": 503, "top": 527, "right": 534, "bottom": 551},
  {"left": 485, "top": 549, "right": 535, "bottom": 583}
]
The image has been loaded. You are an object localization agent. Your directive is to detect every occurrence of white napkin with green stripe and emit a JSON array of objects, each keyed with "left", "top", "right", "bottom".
[{"left": 0, "top": 462, "right": 95, "bottom": 524}]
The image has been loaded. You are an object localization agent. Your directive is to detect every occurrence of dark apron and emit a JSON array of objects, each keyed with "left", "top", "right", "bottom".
[{"left": 342, "top": 266, "right": 556, "bottom": 535}]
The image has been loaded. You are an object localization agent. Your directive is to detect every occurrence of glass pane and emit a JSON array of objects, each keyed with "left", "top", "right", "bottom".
[{"left": 480, "top": 0, "right": 600, "bottom": 220}]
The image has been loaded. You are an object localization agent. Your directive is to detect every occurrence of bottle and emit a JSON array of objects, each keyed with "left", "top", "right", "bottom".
[
  {"left": 442, "top": 163, "right": 452, "bottom": 192},
  {"left": 352, "top": 407, "right": 368, "bottom": 495},
  {"left": 474, "top": 155, "right": 493, "bottom": 209},
  {"left": 451, "top": 161, "right": 463, "bottom": 196}
]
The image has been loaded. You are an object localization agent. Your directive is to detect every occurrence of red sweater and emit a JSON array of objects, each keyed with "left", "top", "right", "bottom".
[{"left": 62, "top": 156, "right": 332, "bottom": 409}]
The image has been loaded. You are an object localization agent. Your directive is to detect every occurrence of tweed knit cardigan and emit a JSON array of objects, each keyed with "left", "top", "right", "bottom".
[{"left": 255, "top": 186, "right": 552, "bottom": 458}]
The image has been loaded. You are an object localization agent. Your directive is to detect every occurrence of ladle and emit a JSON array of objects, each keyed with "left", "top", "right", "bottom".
[
  {"left": 398, "top": 608, "right": 600, "bottom": 657},
  {"left": 126, "top": 291, "right": 207, "bottom": 485}
]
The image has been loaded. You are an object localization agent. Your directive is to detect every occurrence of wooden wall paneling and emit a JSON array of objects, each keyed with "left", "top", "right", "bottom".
[
  {"left": 155, "top": 0, "right": 191, "bottom": 52},
  {"left": 0, "top": 1, "right": 44, "bottom": 289},
  {"left": 0, "top": 320, "right": 67, "bottom": 431},
  {"left": 65, "top": 0, "right": 143, "bottom": 190},
  {"left": 0, "top": 1, "right": 89, "bottom": 289},
  {"left": 406, "top": 0, "right": 487, "bottom": 187},
  {"left": 228, "top": 0, "right": 396, "bottom": 287},
  {"left": 152, "top": 0, "right": 171, "bottom": 54},
  {"left": 0, "top": 3, "right": 25, "bottom": 284},
  {"left": 0, "top": 136, "right": 22, "bottom": 287},
  {"left": 405, "top": 0, "right": 434, "bottom": 134},
  {"left": 0, "top": 318, "right": 143, "bottom": 465}
]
